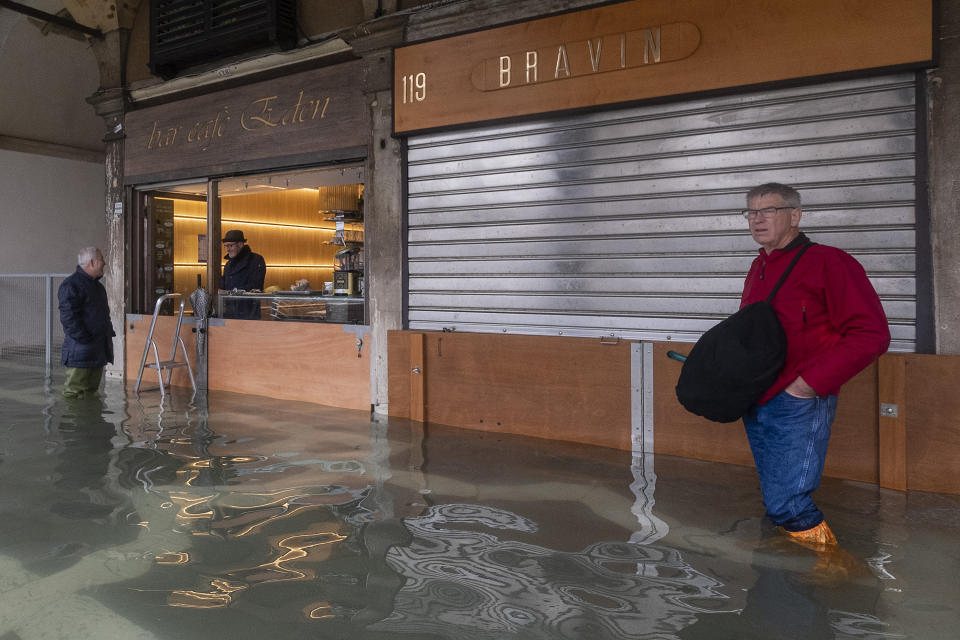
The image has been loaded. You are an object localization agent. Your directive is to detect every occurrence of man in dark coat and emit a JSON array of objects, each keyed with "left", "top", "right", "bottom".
[
  {"left": 58, "top": 247, "right": 116, "bottom": 398},
  {"left": 220, "top": 229, "right": 266, "bottom": 319}
]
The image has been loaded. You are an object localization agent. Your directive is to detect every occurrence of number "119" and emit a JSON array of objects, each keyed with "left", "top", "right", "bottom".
[{"left": 401, "top": 72, "right": 427, "bottom": 104}]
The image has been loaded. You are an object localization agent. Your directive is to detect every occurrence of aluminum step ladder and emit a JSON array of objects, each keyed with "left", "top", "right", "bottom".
[{"left": 134, "top": 293, "right": 196, "bottom": 399}]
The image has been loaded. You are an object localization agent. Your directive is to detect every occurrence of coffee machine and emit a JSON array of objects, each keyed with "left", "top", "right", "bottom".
[{"left": 333, "top": 246, "right": 362, "bottom": 296}]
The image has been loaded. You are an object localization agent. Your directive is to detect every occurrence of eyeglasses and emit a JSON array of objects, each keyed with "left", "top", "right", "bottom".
[{"left": 741, "top": 206, "right": 796, "bottom": 219}]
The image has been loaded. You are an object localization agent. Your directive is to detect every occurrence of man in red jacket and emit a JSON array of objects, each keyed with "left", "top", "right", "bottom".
[{"left": 740, "top": 183, "right": 890, "bottom": 546}]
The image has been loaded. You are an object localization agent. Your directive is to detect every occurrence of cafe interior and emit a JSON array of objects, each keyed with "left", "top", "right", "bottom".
[{"left": 143, "top": 164, "right": 366, "bottom": 324}]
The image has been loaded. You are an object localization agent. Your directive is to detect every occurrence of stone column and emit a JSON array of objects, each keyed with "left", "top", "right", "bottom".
[
  {"left": 928, "top": 0, "right": 960, "bottom": 355},
  {"left": 86, "top": 86, "right": 127, "bottom": 380},
  {"left": 346, "top": 16, "right": 407, "bottom": 413},
  {"left": 83, "top": 26, "right": 128, "bottom": 383},
  {"left": 84, "top": 25, "right": 130, "bottom": 380}
]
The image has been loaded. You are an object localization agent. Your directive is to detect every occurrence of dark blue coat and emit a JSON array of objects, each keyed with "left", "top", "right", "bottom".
[{"left": 58, "top": 266, "right": 115, "bottom": 368}]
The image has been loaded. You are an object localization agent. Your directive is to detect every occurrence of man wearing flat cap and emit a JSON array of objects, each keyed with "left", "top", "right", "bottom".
[{"left": 221, "top": 229, "right": 266, "bottom": 319}]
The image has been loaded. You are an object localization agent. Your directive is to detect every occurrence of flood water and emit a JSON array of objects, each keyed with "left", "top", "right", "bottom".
[{"left": 1, "top": 360, "right": 958, "bottom": 639}]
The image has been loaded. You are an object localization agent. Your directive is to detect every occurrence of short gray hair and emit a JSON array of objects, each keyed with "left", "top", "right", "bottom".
[
  {"left": 77, "top": 247, "right": 100, "bottom": 266},
  {"left": 746, "top": 183, "right": 801, "bottom": 208}
]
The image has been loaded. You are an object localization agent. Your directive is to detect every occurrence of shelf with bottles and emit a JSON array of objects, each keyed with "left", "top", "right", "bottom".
[
  {"left": 321, "top": 208, "right": 364, "bottom": 246},
  {"left": 321, "top": 209, "right": 363, "bottom": 223},
  {"left": 326, "top": 230, "right": 364, "bottom": 247}
]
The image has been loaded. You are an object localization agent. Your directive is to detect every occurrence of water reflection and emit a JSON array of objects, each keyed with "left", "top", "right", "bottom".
[
  {"left": 371, "top": 503, "right": 733, "bottom": 639},
  {"left": 36, "top": 396, "right": 138, "bottom": 575},
  {"left": 109, "top": 399, "right": 744, "bottom": 638},
  {"left": 677, "top": 539, "right": 903, "bottom": 640},
  {"left": 1, "top": 370, "right": 953, "bottom": 638}
]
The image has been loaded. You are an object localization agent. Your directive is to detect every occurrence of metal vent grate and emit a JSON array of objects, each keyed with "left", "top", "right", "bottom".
[
  {"left": 154, "top": 1, "right": 204, "bottom": 46},
  {"left": 150, "top": 0, "right": 296, "bottom": 79}
]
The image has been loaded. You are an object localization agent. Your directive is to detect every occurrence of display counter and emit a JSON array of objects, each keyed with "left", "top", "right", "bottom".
[{"left": 217, "top": 292, "right": 365, "bottom": 324}]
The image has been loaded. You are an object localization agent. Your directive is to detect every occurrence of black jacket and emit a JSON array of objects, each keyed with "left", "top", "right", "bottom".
[
  {"left": 222, "top": 245, "right": 266, "bottom": 291},
  {"left": 58, "top": 266, "right": 115, "bottom": 368},
  {"left": 222, "top": 245, "right": 266, "bottom": 319}
]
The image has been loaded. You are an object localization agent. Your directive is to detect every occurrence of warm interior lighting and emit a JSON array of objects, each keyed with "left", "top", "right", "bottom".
[
  {"left": 174, "top": 263, "right": 334, "bottom": 269},
  {"left": 173, "top": 215, "right": 340, "bottom": 232}
]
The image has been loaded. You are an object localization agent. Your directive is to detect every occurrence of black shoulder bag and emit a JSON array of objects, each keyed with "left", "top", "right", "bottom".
[{"left": 674, "top": 242, "right": 814, "bottom": 423}]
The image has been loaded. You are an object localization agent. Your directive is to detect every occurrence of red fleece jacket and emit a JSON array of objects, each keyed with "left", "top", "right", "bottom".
[{"left": 740, "top": 234, "right": 891, "bottom": 405}]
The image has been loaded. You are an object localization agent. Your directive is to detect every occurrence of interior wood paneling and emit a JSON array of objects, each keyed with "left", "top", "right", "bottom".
[
  {"left": 904, "top": 355, "right": 960, "bottom": 494},
  {"left": 208, "top": 320, "right": 370, "bottom": 410},
  {"left": 388, "top": 330, "right": 631, "bottom": 450},
  {"left": 167, "top": 186, "right": 362, "bottom": 300}
]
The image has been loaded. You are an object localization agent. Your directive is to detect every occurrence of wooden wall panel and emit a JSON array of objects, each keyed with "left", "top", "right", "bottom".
[
  {"left": 388, "top": 331, "right": 631, "bottom": 450},
  {"left": 386, "top": 332, "right": 960, "bottom": 495},
  {"left": 824, "top": 363, "right": 879, "bottom": 484},
  {"left": 903, "top": 355, "right": 960, "bottom": 494},
  {"left": 127, "top": 316, "right": 372, "bottom": 410},
  {"left": 652, "top": 341, "right": 754, "bottom": 467},
  {"left": 387, "top": 329, "right": 411, "bottom": 419},
  {"left": 208, "top": 320, "right": 370, "bottom": 411},
  {"left": 878, "top": 354, "right": 907, "bottom": 490},
  {"left": 125, "top": 315, "right": 197, "bottom": 389},
  {"left": 125, "top": 62, "right": 368, "bottom": 182},
  {"left": 652, "top": 341, "right": 879, "bottom": 483},
  {"left": 409, "top": 332, "right": 425, "bottom": 422},
  {"left": 395, "top": 0, "right": 932, "bottom": 132}
]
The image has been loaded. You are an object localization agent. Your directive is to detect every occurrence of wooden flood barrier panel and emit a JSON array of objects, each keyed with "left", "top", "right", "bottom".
[
  {"left": 125, "top": 314, "right": 197, "bottom": 389},
  {"left": 388, "top": 330, "right": 631, "bottom": 451},
  {"left": 127, "top": 317, "right": 370, "bottom": 411},
  {"left": 388, "top": 331, "right": 960, "bottom": 495},
  {"left": 654, "top": 341, "right": 880, "bottom": 485},
  {"left": 896, "top": 354, "right": 960, "bottom": 495}
]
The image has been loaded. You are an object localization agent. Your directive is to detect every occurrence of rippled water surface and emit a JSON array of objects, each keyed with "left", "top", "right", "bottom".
[{"left": 1, "top": 361, "right": 958, "bottom": 639}]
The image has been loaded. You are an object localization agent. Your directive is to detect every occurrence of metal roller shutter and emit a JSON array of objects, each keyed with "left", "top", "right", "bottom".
[{"left": 406, "top": 74, "right": 919, "bottom": 352}]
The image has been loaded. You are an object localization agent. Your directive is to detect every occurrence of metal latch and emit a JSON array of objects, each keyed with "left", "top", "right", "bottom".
[{"left": 880, "top": 403, "right": 899, "bottom": 418}]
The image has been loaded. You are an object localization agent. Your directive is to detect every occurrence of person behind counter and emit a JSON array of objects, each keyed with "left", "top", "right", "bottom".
[{"left": 220, "top": 229, "right": 266, "bottom": 319}]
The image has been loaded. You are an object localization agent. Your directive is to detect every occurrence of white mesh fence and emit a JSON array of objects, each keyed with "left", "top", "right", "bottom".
[{"left": 0, "top": 274, "right": 69, "bottom": 369}]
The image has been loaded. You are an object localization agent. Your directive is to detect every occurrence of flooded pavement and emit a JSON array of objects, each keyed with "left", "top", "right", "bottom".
[{"left": 1, "top": 361, "right": 958, "bottom": 639}]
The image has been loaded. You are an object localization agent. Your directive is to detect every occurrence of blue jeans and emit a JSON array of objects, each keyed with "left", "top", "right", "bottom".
[{"left": 742, "top": 391, "right": 838, "bottom": 532}]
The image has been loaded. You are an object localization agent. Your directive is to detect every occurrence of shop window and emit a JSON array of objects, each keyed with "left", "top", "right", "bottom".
[{"left": 136, "top": 166, "right": 365, "bottom": 325}]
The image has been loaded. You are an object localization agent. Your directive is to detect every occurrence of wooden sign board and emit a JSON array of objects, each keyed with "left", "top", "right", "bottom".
[
  {"left": 394, "top": 0, "right": 933, "bottom": 133},
  {"left": 125, "top": 61, "right": 368, "bottom": 183}
]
